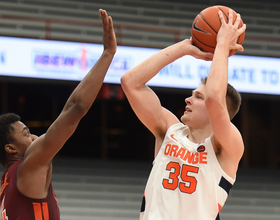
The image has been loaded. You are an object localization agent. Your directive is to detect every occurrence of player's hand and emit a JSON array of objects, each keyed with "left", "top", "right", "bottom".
[
  {"left": 185, "top": 38, "right": 213, "bottom": 61},
  {"left": 217, "top": 9, "right": 246, "bottom": 52},
  {"left": 99, "top": 9, "right": 117, "bottom": 55}
]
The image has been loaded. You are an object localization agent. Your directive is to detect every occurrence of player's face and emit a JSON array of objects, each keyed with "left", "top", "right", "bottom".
[
  {"left": 10, "top": 121, "right": 37, "bottom": 157},
  {"left": 181, "top": 85, "right": 210, "bottom": 127}
]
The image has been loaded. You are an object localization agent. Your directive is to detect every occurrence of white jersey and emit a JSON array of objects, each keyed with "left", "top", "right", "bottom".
[{"left": 140, "top": 123, "right": 235, "bottom": 220}]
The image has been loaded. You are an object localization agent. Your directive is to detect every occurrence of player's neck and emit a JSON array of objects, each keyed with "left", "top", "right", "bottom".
[
  {"left": 4, "top": 158, "right": 21, "bottom": 170},
  {"left": 187, "top": 126, "right": 212, "bottom": 144}
]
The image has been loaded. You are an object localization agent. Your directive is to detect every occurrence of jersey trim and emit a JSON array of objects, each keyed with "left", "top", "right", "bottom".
[
  {"left": 219, "top": 176, "right": 233, "bottom": 194},
  {"left": 140, "top": 195, "right": 145, "bottom": 212}
]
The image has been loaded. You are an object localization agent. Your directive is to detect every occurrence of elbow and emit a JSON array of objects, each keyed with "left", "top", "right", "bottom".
[
  {"left": 121, "top": 70, "right": 135, "bottom": 93},
  {"left": 77, "top": 99, "right": 96, "bottom": 116},
  {"left": 121, "top": 70, "right": 145, "bottom": 95},
  {"left": 78, "top": 103, "right": 90, "bottom": 117},
  {"left": 65, "top": 101, "right": 90, "bottom": 118},
  {"left": 120, "top": 72, "right": 129, "bottom": 89}
]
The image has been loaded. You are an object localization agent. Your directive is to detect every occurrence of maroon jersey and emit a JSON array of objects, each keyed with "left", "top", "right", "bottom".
[{"left": 0, "top": 160, "right": 60, "bottom": 220}]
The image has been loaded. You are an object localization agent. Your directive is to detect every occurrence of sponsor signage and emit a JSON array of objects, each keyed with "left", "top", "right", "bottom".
[{"left": 0, "top": 36, "right": 280, "bottom": 95}]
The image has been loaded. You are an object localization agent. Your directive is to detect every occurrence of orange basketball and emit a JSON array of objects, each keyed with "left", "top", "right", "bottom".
[{"left": 191, "top": 5, "right": 245, "bottom": 56}]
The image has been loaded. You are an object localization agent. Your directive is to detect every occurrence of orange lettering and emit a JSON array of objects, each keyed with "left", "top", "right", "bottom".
[
  {"left": 165, "top": 143, "right": 208, "bottom": 165},
  {"left": 192, "top": 153, "right": 199, "bottom": 164},
  {"left": 183, "top": 151, "right": 194, "bottom": 163},
  {"left": 199, "top": 152, "right": 208, "bottom": 164},
  {"left": 170, "top": 145, "right": 179, "bottom": 157},
  {"left": 164, "top": 144, "right": 171, "bottom": 155},
  {"left": 176, "top": 147, "right": 186, "bottom": 160}
]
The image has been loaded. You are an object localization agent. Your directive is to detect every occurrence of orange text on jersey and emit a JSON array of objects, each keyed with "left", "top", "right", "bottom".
[{"left": 164, "top": 144, "right": 207, "bottom": 164}]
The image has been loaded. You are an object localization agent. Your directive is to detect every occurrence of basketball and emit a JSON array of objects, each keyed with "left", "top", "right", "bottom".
[{"left": 191, "top": 5, "right": 245, "bottom": 56}]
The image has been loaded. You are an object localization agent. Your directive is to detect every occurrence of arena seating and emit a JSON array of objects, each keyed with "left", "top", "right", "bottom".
[
  {"left": 1, "top": 157, "right": 279, "bottom": 219},
  {"left": 1, "top": 0, "right": 280, "bottom": 219},
  {"left": 52, "top": 157, "right": 280, "bottom": 220},
  {"left": 0, "top": 0, "right": 280, "bottom": 57}
]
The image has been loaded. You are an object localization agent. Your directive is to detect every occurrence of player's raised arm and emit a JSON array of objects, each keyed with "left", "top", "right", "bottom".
[
  {"left": 121, "top": 39, "right": 213, "bottom": 156},
  {"left": 0, "top": 9, "right": 116, "bottom": 217},
  {"left": 205, "top": 10, "right": 246, "bottom": 177},
  {"left": 21, "top": 9, "right": 116, "bottom": 172}
]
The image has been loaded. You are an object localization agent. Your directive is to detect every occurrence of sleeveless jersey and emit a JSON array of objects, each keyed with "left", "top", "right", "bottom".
[
  {"left": 140, "top": 123, "right": 235, "bottom": 220},
  {"left": 0, "top": 160, "right": 60, "bottom": 220}
]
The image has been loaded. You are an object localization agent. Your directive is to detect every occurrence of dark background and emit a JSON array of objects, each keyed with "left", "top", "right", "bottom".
[
  {"left": 1, "top": 0, "right": 280, "bottom": 169},
  {"left": 1, "top": 76, "right": 280, "bottom": 169}
]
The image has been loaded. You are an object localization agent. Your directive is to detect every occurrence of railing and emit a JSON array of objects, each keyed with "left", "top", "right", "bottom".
[
  {"left": 1, "top": 14, "right": 280, "bottom": 56},
  {"left": 0, "top": 14, "right": 191, "bottom": 47}
]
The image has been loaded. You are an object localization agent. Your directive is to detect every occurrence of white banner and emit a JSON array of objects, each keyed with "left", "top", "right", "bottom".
[{"left": 0, "top": 36, "right": 279, "bottom": 95}]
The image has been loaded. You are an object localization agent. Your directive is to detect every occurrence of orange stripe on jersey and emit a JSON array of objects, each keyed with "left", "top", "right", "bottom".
[
  {"left": 1, "top": 197, "right": 8, "bottom": 220},
  {"left": 33, "top": 203, "right": 43, "bottom": 220},
  {"left": 42, "top": 202, "right": 49, "bottom": 220},
  {"left": 218, "top": 203, "right": 222, "bottom": 213},
  {"left": 0, "top": 173, "right": 9, "bottom": 197},
  {"left": 33, "top": 202, "right": 49, "bottom": 220}
]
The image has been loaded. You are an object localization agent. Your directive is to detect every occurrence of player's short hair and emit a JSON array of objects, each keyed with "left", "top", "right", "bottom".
[
  {"left": 201, "top": 77, "right": 241, "bottom": 120},
  {"left": 0, "top": 113, "right": 21, "bottom": 165}
]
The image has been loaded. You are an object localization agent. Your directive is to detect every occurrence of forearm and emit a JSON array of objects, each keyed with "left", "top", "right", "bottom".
[
  {"left": 206, "top": 10, "right": 246, "bottom": 102},
  {"left": 64, "top": 50, "right": 115, "bottom": 113},
  {"left": 122, "top": 40, "right": 191, "bottom": 88},
  {"left": 63, "top": 8, "right": 116, "bottom": 114},
  {"left": 205, "top": 42, "right": 229, "bottom": 100}
]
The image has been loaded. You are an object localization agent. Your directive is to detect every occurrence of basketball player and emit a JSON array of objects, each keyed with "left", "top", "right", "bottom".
[
  {"left": 0, "top": 9, "right": 116, "bottom": 219},
  {"left": 121, "top": 10, "right": 246, "bottom": 219}
]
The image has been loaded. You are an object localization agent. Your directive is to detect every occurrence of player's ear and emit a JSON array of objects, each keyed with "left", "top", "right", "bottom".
[{"left": 5, "top": 144, "right": 17, "bottom": 154}]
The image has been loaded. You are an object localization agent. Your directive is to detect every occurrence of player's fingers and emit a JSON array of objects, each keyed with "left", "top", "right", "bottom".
[
  {"left": 239, "top": 23, "right": 246, "bottom": 33},
  {"left": 100, "top": 9, "right": 110, "bottom": 32},
  {"left": 99, "top": 8, "right": 107, "bottom": 19},
  {"left": 198, "top": 51, "right": 213, "bottom": 61},
  {"left": 218, "top": 10, "right": 226, "bottom": 24},
  {"left": 206, "top": 52, "right": 214, "bottom": 60},
  {"left": 108, "top": 16, "right": 113, "bottom": 29},
  {"left": 235, "top": 23, "right": 246, "bottom": 40},
  {"left": 100, "top": 9, "right": 108, "bottom": 23},
  {"left": 236, "top": 44, "right": 244, "bottom": 52},
  {"left": 228, "top": 9, "right": 233, "bottom": 24},
  {"left": 234, "top": 13, "right": 242, "bottom": 28}
]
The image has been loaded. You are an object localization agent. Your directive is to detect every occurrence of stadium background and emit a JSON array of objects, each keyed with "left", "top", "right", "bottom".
[
  {"left": 1, "top": 1, "right": 280, "bottom": 219},
  {"left": 1, "top": 0, "right": 280, "bottom": 168}
]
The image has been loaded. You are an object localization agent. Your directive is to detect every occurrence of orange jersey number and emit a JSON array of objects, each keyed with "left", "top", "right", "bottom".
[{"left": 162, "top": 162, "right": 199, "bottom": 194}]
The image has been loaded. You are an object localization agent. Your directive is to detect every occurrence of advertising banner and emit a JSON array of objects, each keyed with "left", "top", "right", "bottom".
[{"left": 0, "top": 36, "right": 279, "bottom": 95}]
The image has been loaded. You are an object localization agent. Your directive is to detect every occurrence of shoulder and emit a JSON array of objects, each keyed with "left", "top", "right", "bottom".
[{"left": 163, "top": 122, "right": 187, "bottom": 137}]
